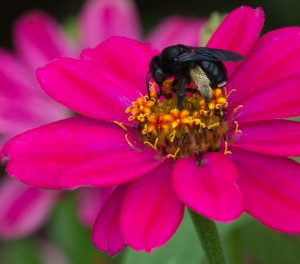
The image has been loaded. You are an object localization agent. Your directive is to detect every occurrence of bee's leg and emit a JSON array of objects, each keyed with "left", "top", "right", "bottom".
[
  {"left": 171, "top": 79, "right": 178, "bottom": 93},
  {"left": 177, "top": 79, "right": 187, "bottom": 110},
  {"left": 157, "top": 84, "right": 163, "bottom": 98}
]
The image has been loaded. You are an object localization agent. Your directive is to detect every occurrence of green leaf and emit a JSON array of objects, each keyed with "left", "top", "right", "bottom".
[
  {"left": 62, "top": 16, "right": 78, "bottom": 42},
  {"left": 123, "top": 210, "right": 204, "bottom": 264},
  {"left": 200, "top": 12, "right": 226, "bottom": 46},
  {"left": 226, "top": 217, "right": 300, "bottom": 264},
  {"left": 0, "top": 238, "right": 43, "bottom": 264},
  {"left": 46, "top": 193, "right": 108, "bottom": 264},
  {"left": 217, "top": 213, "right": 251, "bottom": 237},
  {"left": 122, "top": 211, "right": 251, "bottom": 264}
]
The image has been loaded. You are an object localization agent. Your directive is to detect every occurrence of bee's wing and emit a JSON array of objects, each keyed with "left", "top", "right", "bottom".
[{"left": 175, "top": 47, "right": 244, "bottom": 63}]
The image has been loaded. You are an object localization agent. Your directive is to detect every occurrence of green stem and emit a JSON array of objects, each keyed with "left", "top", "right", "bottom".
[{"left": 189, "top": 209, "right": 227, "bottom": 264}]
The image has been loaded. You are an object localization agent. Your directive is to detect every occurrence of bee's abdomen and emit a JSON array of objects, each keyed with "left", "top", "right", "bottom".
[{"left": 198, "top": 61, "right": 228, "bottom": 88}]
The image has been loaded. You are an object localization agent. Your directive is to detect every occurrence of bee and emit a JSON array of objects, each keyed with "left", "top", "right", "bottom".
[{"left": 146, "top": 44, "right": 244, "bottom": 109}]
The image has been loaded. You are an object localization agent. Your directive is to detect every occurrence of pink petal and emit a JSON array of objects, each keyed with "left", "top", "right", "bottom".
[
  {"left": 0, "top": 49, "right": 35, "bottom": 97},
  {"left": 80, "top": 36, "right": 157, "bottom": 93},
  {"left": 173, "top": 153, "right": 244, "bottom": 222},
  {"left": 3, "top": 116, "right": 134, "bottom": 189},
  {"left": 79, "top": 0, "right": 142, "bottom": 48},
  {"left": 230, "top": 148, "right": 300, "bottom": 233},
  {"left": 37, "top": 56, "right": 142, "bottom": 123},
  {"left": 0, "top": 51, "right": 68, "bottom": 157},
  {"left": 0, "top": 177, "right": 58, "bottom": 239},
  {"left": 13, "top": 11, "right": 76, "bottom": 70},
  {"left": 0, "top": 94, "right": 69, "bottom": 138},
  {"left": 228, "top": 27, "right": 300, "bottom": 107},
  {"left": 0, "top": 51, "right": 43, "bottom": 134},
  {"left": 0, "top": 50, "right": 70, "bottom": 137},
  {"left": 147, "top": 16, "right": 205, "bottom": 50},
  {"left": 120, "top": 160, "right": 184, "bottom": 252},
  {"left": 231, "top": 119, "right": 300, "bottom": 157},
  {"left": 230, "top": 74, "right": 300, "bottom": 122},
  {"left": 92, "top": 184, "right": 127, "bottom": 256},
  {"left": 77, "top": 186, "right": 114, "bottom": 227},
  {"left": 61, "top": 148, "right": 162, "bottom": 188},
  {"left": 207, "top": 6, "right": 264, "bottom": 76}
]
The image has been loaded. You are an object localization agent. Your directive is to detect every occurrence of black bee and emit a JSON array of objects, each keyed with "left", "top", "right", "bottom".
[{"left": 146, "top": 45, "right": 244, "bottom": 109}]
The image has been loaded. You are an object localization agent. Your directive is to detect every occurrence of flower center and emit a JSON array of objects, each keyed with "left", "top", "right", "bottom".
[{"left": 126, "top": 79, "right": 238, "bottom": 160}]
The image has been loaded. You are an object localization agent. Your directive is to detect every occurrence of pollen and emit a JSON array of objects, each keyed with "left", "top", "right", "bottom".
[{"left": 126, "top": 79, "right": 238, "bottom": 159}]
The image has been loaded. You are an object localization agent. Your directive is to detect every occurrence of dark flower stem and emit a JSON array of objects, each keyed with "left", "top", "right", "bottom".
[{"left": 189, "top": 209, "right": 227, "bottom": 264}]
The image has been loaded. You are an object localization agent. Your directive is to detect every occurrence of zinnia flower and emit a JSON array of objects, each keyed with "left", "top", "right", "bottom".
[
  {"left": 0, "top": 0, "right": 206, "bottom": 238},
  {"left": 0, "top": 10, "right": 72, "bottom": 239},
  {"left": 5, "top": 5, "right": 299, "bottom": 256}
]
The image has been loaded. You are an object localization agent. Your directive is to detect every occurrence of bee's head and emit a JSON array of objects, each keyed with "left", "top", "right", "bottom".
[
  {"left": 149, "top": 55, "right": 170, "bottom": 84},
  {"left": 161, "top": 45, "right": 188, "bottom": 65}
]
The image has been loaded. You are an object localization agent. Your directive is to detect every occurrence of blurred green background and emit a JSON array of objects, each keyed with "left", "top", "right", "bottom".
[
  {"left": 2, "top": 193, "right": 300, "bottom": 264},
  {"left": 1, "top": 0, "right": 300, "bottom": 263}
]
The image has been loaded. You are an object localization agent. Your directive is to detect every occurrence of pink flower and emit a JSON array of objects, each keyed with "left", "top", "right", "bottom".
[
  {"left": 0, "top": 177, "right": 58, "bottom": 239},
  {"left": 0, "top": 0, "right": 205, "bottom": 238},
  {"left": 78, "top": 0, "right": 205, "bottom": 49},
  {"left": 0, "top": 11, "right": 72, "bottom": 239},
  {"left": 6, "top": 5, "right": 297, "bottom": 255}
]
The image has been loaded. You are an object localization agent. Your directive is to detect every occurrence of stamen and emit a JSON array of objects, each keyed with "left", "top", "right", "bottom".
[
  {"left": 233, "top": 105, "right": 243, "bottom": 115},
  {"left": 225, "top": 88, "right": 237, "bottom": 100},
  {"left": 228, "top": 121, "right": 242, "bottom": 143},
  {"left": 234, "top": 121, "right": 242, "bottom": 134},
  {"left": 223, "top": 142, "right": 232, "bottom": 155},
  {"left": 167, "top": 148, "right": 181, "bottom": 160},
  {"left": 208, "top": 122, "right": 220, "bottom": 130},
  {"left": 170, "top": 131, "right": 176, "bottom": 142},
  {"left": 114, "top": 121, "right": 128, "bottom": 131},
  {"left": 142, "top": 125, "right": 149, "bottom": 134},
  {"left": 223, "top": 86, "right": 228, "bottom": 97},
  {"left": 144, "top": 138, "right": 158, "bottom": 150},
  {"left": 213, "top": 88, "right": 223, "bottom": 98},
  {"left": 215, "top": 97, "right": 227, "bottom": 105},
  {"left": 125, "top": 134, "right": 138, "bottom": 151},
  {"left": 228, "top": 105, "right": 243, "bottom": 124},
  {"left": 193, "top": 118, "right": 206, "bottom": 128},
  {"left": 126, "top": 77, "right": 231, "bottom": 160},
  {"left": 137, "top": 113, "right": 148, "bottom": 122}
]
